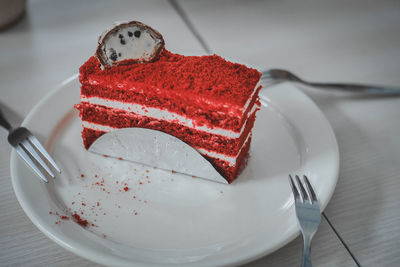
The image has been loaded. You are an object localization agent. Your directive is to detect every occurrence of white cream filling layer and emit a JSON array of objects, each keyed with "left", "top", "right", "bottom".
[
  {"left": 81, "top": 121, "right": 252, "bottom": 166},
  {"left": 81, "top": 96, "right": 259, "bottom": 139},
  {"left": 242, "top": 81, "right": 261, "bottom": 113}
]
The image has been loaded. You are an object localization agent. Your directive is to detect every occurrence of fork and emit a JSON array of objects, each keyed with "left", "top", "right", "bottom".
[
  {"left": 0, "top": 108, "right": 61, "bottom": 182},
  {"left": 289, "top": 175, "right": 321, "bottom": 267},
  {"left": 262, "top": 69, "right": 400, "bottom": 94}
]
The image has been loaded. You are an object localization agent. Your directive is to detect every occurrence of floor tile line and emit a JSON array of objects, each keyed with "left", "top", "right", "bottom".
[
  {"left": 168, "top": 0, "right": 212, "bottom": 54},
  {"left": 322, "top": 212, "right": 362, "bottom": 267}
]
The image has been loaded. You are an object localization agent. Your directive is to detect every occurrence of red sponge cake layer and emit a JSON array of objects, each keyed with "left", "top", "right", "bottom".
[
  {"left": 77, "top": 49, "right": 261, "bottom": 183},
  {"left": 76, "top": 102, "right": 258, "bottom": 156}
]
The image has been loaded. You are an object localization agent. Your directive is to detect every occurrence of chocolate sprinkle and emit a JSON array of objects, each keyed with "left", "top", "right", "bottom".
[
  {"left": 128, "top": 31, "right": 133, "bottom": 37},
  {"left": 118, "top": 53, "right": 121, "bottom": 57},
  {"left": 110, "top": 51, "right": 118, "bottom": 61},
  {"left": 134, "top": 30, "right": 141, "bottom": 38},
  {"left": 120, "top": 39, "right": 126, "bottom": 45},
  {"left": 118, "top": 34, "right": 123, "bottom": 39}
]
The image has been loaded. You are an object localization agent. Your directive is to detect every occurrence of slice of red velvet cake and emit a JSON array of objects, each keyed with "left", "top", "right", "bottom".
[{"left": 75, "top": 21, "right": 262, "bottom": 183}]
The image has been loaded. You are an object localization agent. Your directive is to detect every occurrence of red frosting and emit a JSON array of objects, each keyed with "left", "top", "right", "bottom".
[{"left": 80, "top": 49, "right": 261, "bottom": 118}]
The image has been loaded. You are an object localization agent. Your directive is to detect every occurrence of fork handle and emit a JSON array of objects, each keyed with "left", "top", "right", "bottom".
[
  {"left": 306, "top": 82, "right": 400, "bottom": 94},
  {"left": 0, "top": 108, "right": 12, "bottom": 131},
  {"left": 302, "top": 236, "right": 312, "bottom": 267}
]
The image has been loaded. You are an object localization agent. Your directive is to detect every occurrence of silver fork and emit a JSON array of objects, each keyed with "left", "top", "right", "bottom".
[
  {"left": 0, "top": 108, "right": 61, "bottom": 182},
  {"left": 262, "top": 69, "right": 400, "bottom": 94},
  {"left": 289, "top": 175, "right": 321, "bottom": 267}
]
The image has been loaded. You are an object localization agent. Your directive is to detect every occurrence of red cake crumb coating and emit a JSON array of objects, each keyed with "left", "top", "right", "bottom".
[
  {"left": 80, "top": 49, "right": 261, "bottom": 131},
  {"left": 77, "top": 48, "right": 262, "bottom": 183},
  {"left": 80, "top": 49, "right": 260, "bottom": 108}
]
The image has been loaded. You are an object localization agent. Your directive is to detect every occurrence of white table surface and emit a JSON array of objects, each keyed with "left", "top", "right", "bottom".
[{"left": 1, "top": 0, "right": 399, "bottom": 266}]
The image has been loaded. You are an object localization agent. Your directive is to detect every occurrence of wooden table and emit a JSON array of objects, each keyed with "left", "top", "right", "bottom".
[{"left": 1, "top": 0, "right": 399, "bottom": 266}]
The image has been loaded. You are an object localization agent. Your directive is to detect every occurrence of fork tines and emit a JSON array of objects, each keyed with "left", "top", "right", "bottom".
[
  {"left": 288, "top": 175, "right": 318, "bottom": 203},
  {"left": 15, "top": 132, "right": 61, "bottom": 183}
]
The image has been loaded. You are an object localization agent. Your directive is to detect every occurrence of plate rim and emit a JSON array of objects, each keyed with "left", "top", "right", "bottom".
[{"left": 10, "top": 76, "right": 339, "bottom": 266}]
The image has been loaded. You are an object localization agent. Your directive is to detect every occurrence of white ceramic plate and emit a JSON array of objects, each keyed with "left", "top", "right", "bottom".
[{"left": 11, "top": 77, "right": 339, "bottom": 266}]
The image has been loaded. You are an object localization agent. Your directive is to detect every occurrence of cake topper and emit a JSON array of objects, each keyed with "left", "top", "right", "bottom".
[{"left": 96, "top": 20, "right": 165, "bottom": 67}]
